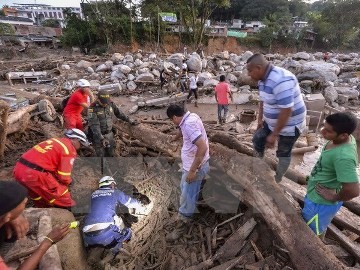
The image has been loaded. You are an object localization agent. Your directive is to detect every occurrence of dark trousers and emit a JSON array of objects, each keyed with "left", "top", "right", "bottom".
[
  {"left": 252, "top": 122, "right": 300, "bottom": 182},
  {"left": 94, "top": 132, "right": 115, "bottom": 157},
  {"left": 187, "top": 88, "right": 198, "bottom": 99}
]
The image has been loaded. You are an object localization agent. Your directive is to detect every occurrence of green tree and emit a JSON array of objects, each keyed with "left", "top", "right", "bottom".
[
  {"left": 41, "top": 19, "right": 61, "bottom": 28},
  {"left": 0, "top": 22, "right": 15, "bottom": 35}
]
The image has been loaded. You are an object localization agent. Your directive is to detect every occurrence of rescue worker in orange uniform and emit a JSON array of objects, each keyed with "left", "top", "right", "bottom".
[
  {"left": 13, "top": 128, "right": 90, "bottom": 208},
  {"left": 63, "top": 79, "right": 94, "bottom": 131}
]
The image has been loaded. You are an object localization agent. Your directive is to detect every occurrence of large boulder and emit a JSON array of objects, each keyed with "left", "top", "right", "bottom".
[
  {"left": 167, "top": 53, "right": 184, "bottom": 67},
  {"left": 237, "top": 71, "right": 258, "bottom": 87},
  {"left": 297, "top": 61, "right": 341, "bottom": 82},
  {"left": 76, "top": 60, "right": 92, "bottom": 69},
  {"left": 148, "top": 53, "right": 157, "bottom": 60},
  {"left": 95, "top": 63, "right": 109, "bottom": 72},
  {"left": 187, "top": 54, "right": 202, "bottom": 72},
  {"left": 202, "top": 59, "right": 207, "bottom": 69},
  {"left": 136, "top": 72, "right": 155, "bottom": 82},
  {"left": 226, "top": 73, "right": 238, "bottom": 83},
  {"left": 323, "top": 86, "right": 338, "bottom": 103},
  {"left": 135, "top": 59, "right": 143, "bottom": 66},
  {"left": 110, "top": 70, "right": 126, "bottom": 81},
  {"left": 219, "top": 51, "right": 230, "bottom": 60},
  {"left": 293, "top": 52, "right": 310, "bottom": 61},
  {"left": 127, "top": 81, "right": 137, "bottom": 91},
  {"left": 334, "top": 87, "right": 359, "bottom": 99},
  {"left": 163, "top": 61, "right": 176, "bottom": 73},
  {"left": 152, "top": 69, "right": 160, "bottom": 77},
  {"left": 138, "top": 68, "right": 150, "bottom": 74},
  {"left": 111, "top": 53, "right": 124, "bottom": 63},
  {"left": 197, "top": 72, "right": 213, "bottom": 83},
  {"left": 124, "top": 54, "right": 134, "bottom": 63},
  {"left": 115, "top": 64, "right": 131, "bottom": 74},
  {"left": 203, "top": 79, "right": 219, "bottom": 87}
]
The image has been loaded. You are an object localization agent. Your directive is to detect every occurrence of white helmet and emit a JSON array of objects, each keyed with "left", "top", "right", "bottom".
[
  {"left": 77, "top": 79, "right": 91, "bottom": 88},
  {"left": 65, "top": 128, "right": 90, "bottom": 146},
  {"left": 99, "top": 176, "right": 116, "bottom": 188}
]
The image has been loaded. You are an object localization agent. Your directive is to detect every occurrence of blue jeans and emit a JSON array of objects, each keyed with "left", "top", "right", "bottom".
[
  {"left": 179, "top": 161, "right": 210, "bottom": 217},
  {"left": 217, "top": 104, "right": 228, "bottom": 121},
  {"left": 302, "top": 196, "right": 343, "bottom": 235}
]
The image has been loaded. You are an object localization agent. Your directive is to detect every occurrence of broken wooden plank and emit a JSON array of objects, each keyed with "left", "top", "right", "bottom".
[
  {"left": 209, "top": 253, "right": 255, "bottom": 270},
  {"left": 0, "top": 100, "right": 9, "bottom": 160},
  {"left": 114, "top": 123, "right": 345, "bottom": 269},
  {"left": 280, "top": 179, "right": 360, "bottom": 236},
  {"left": 216, "top": 218, "right": 256, "bottom": 262},
  {"left": 327, "top": 224, "right": 360, "bottom": 263},
  {"left": 326, "top": 245, "right": 353, "bottom": 259}
]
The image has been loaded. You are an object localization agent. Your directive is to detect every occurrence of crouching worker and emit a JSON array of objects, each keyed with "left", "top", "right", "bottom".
[
  {"left": 0, "top": 181, "right": 70, "bottom": 270},
  {"left": 82, "top": 176, "right": 150, "bottom": 255},
  {"left": 13, "top": 128, "right": 90, "bottom": 208}
]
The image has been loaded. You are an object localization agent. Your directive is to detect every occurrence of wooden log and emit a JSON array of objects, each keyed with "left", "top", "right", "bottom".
[
  {"left": 140, "top": 119, "right": 172, "bottom": 125},
  {"left": 7, "top": 112, "right": 31, "bottom": 134},
  {"left": 216, "top": 218, "right": 256, "bottom": 262},
  {"left": 7, "top": 104, "right": 37, "bottom": 125},
  {"left": 327, "top": 224, "right": 360, "bottom": 263},
  {"left": 113, "top": 122, "right": 345, "bottom": 269},
  {"left": 209, "top": 143, "right": 345, "bottom": 269},
  {"left": 280, "top": 179, "right": 360, "bottom": 235},
  {"left": 0, "top": 100, "right": 9, "bottom": 160},
  {"left": 208, "top": 130, "right": 307, "bottom": 185}
]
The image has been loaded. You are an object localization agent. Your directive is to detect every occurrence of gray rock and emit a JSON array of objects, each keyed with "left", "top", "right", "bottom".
[
  {"left": 95, "top": 64, "right": 109, "bottom": 72},
  {"left": 202, "top": 59, "right": 207, "bottom": 69},
  {"left": 127, "top": 81, "right": 137, "bottom": 91},
  {"left": 223, "top": 60, "right": 237, "bottom": 68},
  {"left": 111, "top": 70, "right": 126, "bottom": 80},
  {"left": 61, "top": 64, "right": 70, "bottom": 70},
  {"left": 241, "top": 51, "right": 253, "bottom": 62},
  {"left": 163, "top": 61, "right": 176, "bottom": 73},
  {"left": 219, "top": 51, "right": 230, "bottom": 60},
  {"left": 105, "top": 60, "right": 113, "bottom": 68},
  {"left": 116, "top": 64, "right": 131, "bottom": 74},
  {"left": 87, "top": 67, "right": 94, "bottom": 74},
  {"left": 134, "top": 59, "right": 143, "bottom": 66},
  {"left": 237, "top": 71, "right": 258, "bottom": 87},
  {"left": 187, "top": 54, "right": 202, "bottom": 72},
  {"left": 167, "top": 53, "right": 184, "bottom": 67},
  {"left": 89, "top": 80, "right": 100, "bottom": 89},
  {"left": 76, "top": 60, "right": 92, "bottom": 69},
  {"left": 148, "top": 53, "right": 157, "bottom": 60},
  {"left": 138, "top": 68, "right": 150, "bottom": 74},
  {"left": 128, "top": 74, "right": 135, "bottom": 81},
  {"left": 136, "top": 72, "right": 154, "bottom": 82},
  {"left": 152, "top": 69, "right": 160, "bottom": 77},
  {"left": 203, "top": 79, "right": 219, "bottom": 87},
  {"left": 226, "top": 73, "right": 238, "bottom": 83},
  {"left": 135, "top": 53, "right": 142, "bottom": 59},
  {"left": 124, "top": 54, "right": 134, "bottom": 63},
  {"left": 111, "top": 53, "right": 124, "bottom": 63},
  {"left": 129, "top": 105, "right": 139, "bottom": 114},
  {"left": 139, "top": 62, "right": 151, "bottom": 69},
  {"left": 198, "top": 72, "right": 213, "bottom": 83},
  {"left": 293, "top": 52, "right": 310, "bottom": 60},
  {"left": 323, "top": 86, "right": 338, "bottom": 103},
  {"left": 337, "top": 94, "right": 349, "bottom": 104},
  {"left": 334, "top": 87, "right": 359, "bottom": 99}
]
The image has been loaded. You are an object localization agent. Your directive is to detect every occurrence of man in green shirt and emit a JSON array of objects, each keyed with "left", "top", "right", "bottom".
[{"left": 303, "top": 112, "right": 359, "bottom": 236}]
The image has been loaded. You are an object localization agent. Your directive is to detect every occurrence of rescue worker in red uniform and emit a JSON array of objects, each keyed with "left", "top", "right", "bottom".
[
  {"left": 13, "top": 128, "right": 90, "bottom": 208},
  {"left": 63, "top": 79, "right": 94, "bottom": 131}
]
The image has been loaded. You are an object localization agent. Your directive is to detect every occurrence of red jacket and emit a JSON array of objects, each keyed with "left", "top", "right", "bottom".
[
  {"left": 63, "top": 88, "right": 89, "bottom": 117},
  {"left": 21, "top": 138, "right": 77, "bottom": 185}
]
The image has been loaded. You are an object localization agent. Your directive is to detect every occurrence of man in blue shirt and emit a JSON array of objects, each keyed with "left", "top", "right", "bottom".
[
  {"left": 82, "top": 176, "right": 150, "bottom": 254},
  {"left": 247, "top": 54, "right": 306, "bottom": 182}
]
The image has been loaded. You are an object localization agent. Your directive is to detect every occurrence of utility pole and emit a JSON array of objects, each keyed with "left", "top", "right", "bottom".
[{"left": 157, "top": 5, "right": 160, "bottom": 50}]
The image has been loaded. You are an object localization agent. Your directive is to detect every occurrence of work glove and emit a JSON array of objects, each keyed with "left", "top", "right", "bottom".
[{"left": 134, "top": 192, "right": 151, "bottom": 205}]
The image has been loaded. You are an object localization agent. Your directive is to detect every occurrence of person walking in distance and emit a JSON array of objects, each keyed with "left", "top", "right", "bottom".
[{"left": 215, "top": 75, "right": 233, "bottom": 124}]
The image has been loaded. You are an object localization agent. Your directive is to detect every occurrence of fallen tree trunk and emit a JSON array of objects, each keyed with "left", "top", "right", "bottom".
[
  {"left": 7, "top": 104, "right": 37, "bottom": 125},
  {"left": 209, "top": 143, "right": 345, "bottom": 269},
  {"left": 7, "top": 112, "right": 31, "bottom": 135},
  {"left": 118, "top": 123, "right": 345, "bottom": 269},
  {"left": 208, "top": 130, "right": 307, "bottom": 185}
]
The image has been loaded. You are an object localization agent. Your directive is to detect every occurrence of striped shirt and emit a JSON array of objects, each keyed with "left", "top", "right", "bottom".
[{"left": 258, "top": 65, "right": 306, "bottom": 136}]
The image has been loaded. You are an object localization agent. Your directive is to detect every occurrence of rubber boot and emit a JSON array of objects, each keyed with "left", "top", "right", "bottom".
[{"left": 275, "top": 157, "right": 291, "bottom": 183}]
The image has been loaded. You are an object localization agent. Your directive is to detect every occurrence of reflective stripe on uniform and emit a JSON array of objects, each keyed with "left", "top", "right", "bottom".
[
  {"left": 32, "top": 196, "right": 42, "bottom": 201},
  {"left": 33, "top": 189, "right": 69, "bottom": 204},
  {"left": 57, "top": 171, "right": 71, "bottom": 176},
  {"left": 53, "top": 138, "right": 69, "bottom": 155},
  {"left": 306, "top": 213, "right": 320, "bottom": 235}
]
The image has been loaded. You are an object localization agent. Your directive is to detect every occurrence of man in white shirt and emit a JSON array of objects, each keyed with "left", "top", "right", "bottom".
[{"left": 187, "top": 73, "right": 199, "bottom": 107}]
